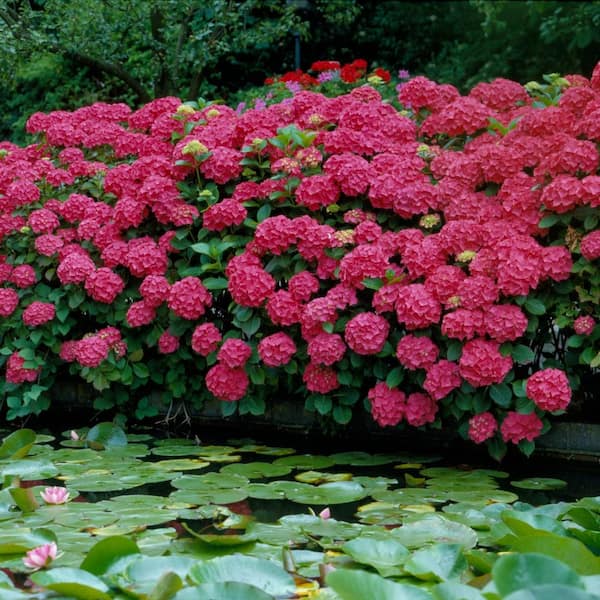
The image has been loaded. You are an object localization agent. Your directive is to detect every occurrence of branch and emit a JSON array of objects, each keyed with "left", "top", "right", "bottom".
[{"left": 65, "top": 50, "right": 152, "bottom": 103}]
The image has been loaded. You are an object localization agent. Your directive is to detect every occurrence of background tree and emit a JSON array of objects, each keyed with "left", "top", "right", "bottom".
[{"left": 0, "top": 0, "right": 598, "bottom": 142}]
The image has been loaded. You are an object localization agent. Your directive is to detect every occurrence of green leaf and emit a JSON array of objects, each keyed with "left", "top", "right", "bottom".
[
  {"left": 85, "top": 423, "right": 127, "bottom": 450},
  {"left": 173, "top": 583, "right": 273, "bottom": 600},
  {"left": 326, "top": 569, "right": 432, "bottom": 600},
  {"left": 489, "top": 383, "right": 512, "bottom": 407},
  {"left": 492, "top": 553, "right": 583, "bottom": 596},
  {"left": 524, "top": 298, "right": 546, "bottom": 315},
  {"left": 446, "top": 340, "right": 463, "bottom": 361},
  {"left": 256, "top": 204, "right": 271, "bottom": 222},
  {"left": 433, "top": 582, "right": 486, "bottom": 600},
  {"left": 386, "top": 367, "right": 404, "bottom": 388},
  {"left": 512, "top": 344, "right": 535, "bottom": 363},
  {"left": 189, "top": 555, "right": 295, "bottom": 597},
  {"left": 314, "top": 395, "right": 332, "bottom": 415},
  {"left": 503, "top": 585, "right": 599, "bottom": 600},
  {"left": 203, "top": 277, "right": 229, "bottom": 290},
  {"left": 342, "top": 536, "right": 409, "bottom": 577},
  {"left": 149, "top": 572, "right": 183, "bottom": 600},
  {"left": 8, "top": 487, "right": 39, "bottom": 513},
  {"left": 30, "top": 568, "right": 111, "bottom": 600},
  {"left": 404, "top": 543, "right": 468, "bottom": 582},
  {"left": 538, "top": 215, "right": 560, "bottom": 228},
  {"left": 80, "top": 535, "right": 140, "bottom": 575},
  {"left": 333, "top": 405, "right": 352, "bottom": 424},
  {"left": 0, "top": 429, "right": 36, "bottom": 459}
]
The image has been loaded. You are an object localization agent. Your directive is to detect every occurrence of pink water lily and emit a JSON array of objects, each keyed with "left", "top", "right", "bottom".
[
  {"left": 22, "top": 542, "right": 57, "bottom": 570},
  {"left": 318, "top": 507, "right": 331, "bottom": 520},
  {"left": 40, "top": 486, "right": 69, "bottom": 504}
]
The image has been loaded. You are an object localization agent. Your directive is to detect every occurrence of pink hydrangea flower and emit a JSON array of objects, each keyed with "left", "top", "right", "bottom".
[
  {"left": 206, "top": 364, "right": 248, "bottom": 401},
  {"left": 258, "top": 333, "right": 296, "bottom": 367},
  {"left": 0, "top": 288, "right": 19, "bottom": 317},
  {"left": 368, "top": 382, "right": 405, "bottom": 427},
  {"left": 405, "top": 392, "right": 438, "bottom": 427},
  {"left": 302, "top": 362, "right": 339, "bottom": 393},
  {"left": 396, "top": 335, "right": 439, "bottom": 370},
  {"left": 501, "top": 411, "right": 543, "bottom": 444},
  {"left": 574, "top": 315, "right": 595, "bottom": 335},
  {"left": 22, "top": 301, "right": 55, "bottom": 327},
  {"left": 158, "top": 331, "right": 180, "bottom": 354},
  {"left": 468, "top": 412, "right": 498, "bottom": 444},
  {"left": 191, "top": 323, "right": 222, "bottom": 356},
  {"left": 217, "top": 338, "right": 252, "bottom": 368},
  {"left": 458, "top": 339, "right": 512, "bottom": 387},
  {"left": 526, "top": 368, "right": 571, "bottom": 412},
  {"left": 344, "top": 312, "right": 389, "bottom": 355}
]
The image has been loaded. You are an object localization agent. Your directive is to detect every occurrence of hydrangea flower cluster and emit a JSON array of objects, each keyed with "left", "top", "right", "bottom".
[{"left": 1, "top": 59, "right": 599, "bottom": 457}]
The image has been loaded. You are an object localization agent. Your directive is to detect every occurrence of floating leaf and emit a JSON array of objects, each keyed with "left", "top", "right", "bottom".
[
  {"left": 433, "top": 582, "right": 486, "bottom": 599},
  {"left": 284, "top": 481, "right": 368, "bottom": 505},
  {"left": 273, "top": 454, "right": 336, "bottom": 470},
  {"left": 0, "top": 429, "right": 36, "bottom": 459},
  {"left": 80, "top": 536, "right": 140, "bottom": 575},
  {"left": 326, "top": 568, "right": 432, "bottom": 600},
  {"left": 492, "top": 552, "right": 583, "bottom": 596},
  {"left": 404, "top": 543, "right": 468, "bottom": 582},
  {"left": 330, "top": 452, "right": 401, "bottom": 466},
  {"left": 392, "top": 515, "right": 478, "bottom": 549},
  {"left": 342, "top": 535, "right": 410, "bottom": 576},
  {"left": 220, "top": 462, "right": 291, "bottom": 479},
  {"left": 173, "top": 582, "right": 273, "bottom": 600},
  {"left": 189, "top": 555, "right": 296, "bottom": 597},
  {"left": 30, "top": 568, "right": 112, "bottom": 600},
  {"left": 511, "top": 478, "right": 567, "bottom": 491},
  {"left": 295, "top": 471, "right": 352, "bottom": 484},
  {"left": 85, "top": 423, "right": 127, "bottom": 450}
]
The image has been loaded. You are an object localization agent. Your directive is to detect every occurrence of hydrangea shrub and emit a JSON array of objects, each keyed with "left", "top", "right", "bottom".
[{"left": 1, "top": 60, "right": 599, "bottom": 459}]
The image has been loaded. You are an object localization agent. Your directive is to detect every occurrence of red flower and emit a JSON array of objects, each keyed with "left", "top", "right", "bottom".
[
  {"left": 468, "top": 412, "right": 498, "bottom": 444},
  {"left": 459, "top": 339, "right": 512, "bottom": 387},
  {"left": 217, "top": 338, "right": 252, "bottom": 368},
  {"left": 206, "top": 364, "right": 248, "bottom": 401},
  {"left": 395, "top": 284, "right": 442, "bottom": 330},
  {"left": 302, "top": 362, "right": 339, "bottom": 393},
  {"left": 158, "top": 331, "right": 180, "bottom": 354},
  {"left": 0, "top": 288, "right": 19, "bottom": 317},
  {"left": 167, "top": 277, "right": 212, "bottom": 320},
  {"left": 526, "top": 368, "right": 571, "bottom": 412},
  {"left": 423, "top": 360, "right": 461, "bottom": 401},
  {"left": 6, "top": 351, "right": 40, "bottom": 383},
  {"left": 405, "top": 392, "right": 437, "bottom": 427},
  {"left": 344, "top": 312, "right": 389, "bottom": 355},
  {"left": 191, "top": 323, "right": 222, "bottom": 356},
  {"left": 368, "top": 382, "right": 405, "bottom": 427},
  {"left": 574, "top": 315, "right": 595, "bottom": 335},
  {"left": 10, "top": 265, "right": 37, "bottom": 288},
  {"left": 228, "top": 266, "right": 275, "bottom": 308},
  {"left": 258, "top": 333, "right": 296, "bottom": 367},
  {"left": 501, "top": 411, "right": 543, "bottom": 444},
  {"left": 139, "top": 275, "right": 170, "bottom": 307},
  {"left": 22, "top": 301, "right": 55, "bottom": 327},
  {"left": 308, "top": 332, "right": 346, "bottom": 366},
  {"left": 84, "top": 268, "right": 124, "bottom": 304},
  {"left": 75, "top": 335, "right": 110, "bottom": 368},
  {"left": 396, "top": 335, "right": 439, "bottom": 370},
  {"left": 126, "top": 300, "right": 156, "bottom": 327}
]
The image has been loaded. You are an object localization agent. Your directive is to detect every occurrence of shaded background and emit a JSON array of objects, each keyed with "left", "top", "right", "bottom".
[{"left": 0, "top": 0, "right": 599, "bottom": 142}]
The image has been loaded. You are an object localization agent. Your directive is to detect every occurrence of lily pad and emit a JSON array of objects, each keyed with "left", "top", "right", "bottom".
[
  {"left": 329, "top": 452, "right": 401, "bottom": 466},
  {"left": 327, "top": 568, "right": 432, "bottom": 600},
  {"left": 392, "top": 515, "right": 478, "bottom": 549},
  {"left": 404, "top": 543, "right": 468, "bottom": 582},
  {"left": 220, "top": 462, "right": 292, "bottom": 479},
  {"left": 85, "top": 423, "right": 127, "bottom": 450},
  {"left": 511, "top": 478, "right": 568, "bottom": 491},
  {"left": 174, "top": 582, "right": 274, "bottom": 600},
  {"left": 0, "top": 429, "right": 36, "bottom": 459},
  {"left": 30, "top": 568, "right": 111, "bottom": 600},
  {"left": 189, "top": 554, "right": 296, "bottom": 596},
  {"left": 342, "top": 535, "right": 410, "bottom": 576},
  {"left": 284, "top": 481, "right": 368, "bottom": 505},
  {"left": 273, "top": 454, "right": 336, "bottom": 470},
  {"left": 171, "top": 472, "right": 250, "bottom": 490}
]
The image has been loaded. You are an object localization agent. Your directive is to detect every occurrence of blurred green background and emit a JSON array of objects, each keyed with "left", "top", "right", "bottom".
[{"left": 1, "top": 0, "right": 599, "bottom": 142}]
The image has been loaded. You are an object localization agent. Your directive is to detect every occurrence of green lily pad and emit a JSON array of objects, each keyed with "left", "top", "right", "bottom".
[
  {"left": 171, "top": 472, "right": 250, "bottom": 490},
  {"left": 295, "top": 471, "right": 353, "bottom": 484},
  {"left": 174, "top": 582, "right": 274, "bottom": 600},
  {"left": 30, "top": 568, "right": 111, "bottom": 600},
  {"left": 503, "top": 585, "right": 600, "bottom": 600},
  {"left": 170, "top": 488, "right": 249, "bottom": 505},
  {"left": 284, "top": 481, "right": 368, "bottom": 505},
  {"left": 220, "top": 462, "right": 292, "bottom": 478},
  {"left": 273, "top": 454, "right": 336, "bottom": 470},
  {"left": 327, "top": 568, "right": 432, "bottom": 600},
  {"left": 236, "top": 443, "right": 296, "bottom": 456},
  {"left": 0, "top": 457, "right": 58, "bottom": 480},
  {"left": 0, "top": 527, "right": 56, "bottom": 554},
  {"left": 492, "top": 552, "right": 584, "bottom": 596},
  {"left": 80, "top": 535, "right": 140, "bottom": 575},
  {"left": 511, "top": 478, "right": 568, "bottom": 491},
  {"left": 245, "top": 483, "right": 288, "bottom": 500},
  {"left": 0, "top": 429, "right": 36, "bottom": 459},
  {"left": 404, "top": 543, "right": 468, "bottom": 582},
  {"left": 190, "top": 554, "right": 295, "bottom": 596},
  {"left": 85, "top": 423, "right": 127, "bottom": 450},
  {"left": 433, "top": 582, "right": 487, "bottom": 599},
  {"left": 392, "top": 515, "right": 478, "bottom": 549},
  {"left": 342, "top": 535, "right": 410, "bottom": 576},
  {"left": 329, "top": 452, "right": 401, "bottom": 466},
  {"left": 150, "top": 458, "right": 210, "bottom": 471}
]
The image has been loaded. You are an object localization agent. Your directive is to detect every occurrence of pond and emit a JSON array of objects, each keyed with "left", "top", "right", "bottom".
[{"left": 1, "top": 424, "right": 600, "bottom": 599}]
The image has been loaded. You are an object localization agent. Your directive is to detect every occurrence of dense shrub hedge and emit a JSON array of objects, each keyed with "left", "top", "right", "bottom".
[{"left": 1, "top": 60, "right": 599, "bottom": 458}]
